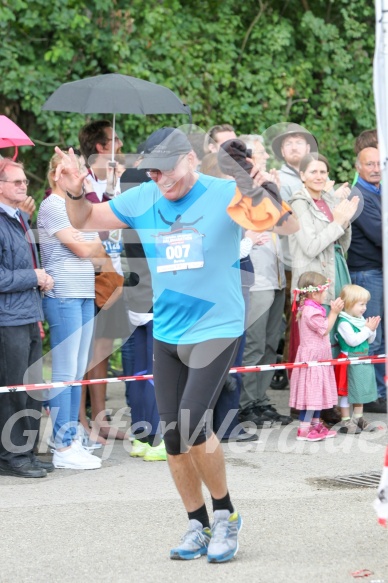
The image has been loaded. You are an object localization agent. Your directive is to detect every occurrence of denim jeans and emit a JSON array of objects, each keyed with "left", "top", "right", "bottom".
[
  {"left": 349, "top": 269, "right": 386, "bottom": 399},
  {"left": 43, "top": 297, "right": 95, "bottom": 447}
]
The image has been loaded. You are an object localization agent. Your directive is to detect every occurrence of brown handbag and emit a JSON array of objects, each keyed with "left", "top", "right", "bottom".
[{"left": 94, "top": 256, "right": 124, "bottom": 310}]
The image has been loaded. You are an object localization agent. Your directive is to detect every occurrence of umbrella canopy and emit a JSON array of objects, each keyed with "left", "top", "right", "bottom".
[
  {"left": 42, "top": 73, "right": 191, "bottom": 117},
  {"left": 0, "top": 115, "right": 34, "bottom": 159},
  {"left": 42, "top": 73, "right": 191, "bottom": 160}
]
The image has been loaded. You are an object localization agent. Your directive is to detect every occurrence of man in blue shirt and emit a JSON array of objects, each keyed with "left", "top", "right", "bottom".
[
  {"left": 57, "top": 127, "right": 298, "bottom": 564},
  {"left": 348, "top": 147, "right": 386, "bottom": 413}
]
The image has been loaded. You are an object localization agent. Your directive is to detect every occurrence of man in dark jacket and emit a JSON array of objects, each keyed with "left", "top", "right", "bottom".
[
  {"left": 0, "top": 158, "right": 54, "bottom": 477},
  {"left": 348, "top": 146, "right": 386, "bottom": 413}
]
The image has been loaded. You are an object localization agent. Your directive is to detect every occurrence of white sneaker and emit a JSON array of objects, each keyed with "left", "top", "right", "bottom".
[
  {"left": 47, "top": 432, "right": 101, "bottom": 452},
  {"left": 53, "top": 445, "right": 101, "bottom": 470},
  {"left": 75, "top": 425, "right": 102, "bottom": 451},
  {"left": 71, "top": 440, "right": 102, "bottom": 462}
]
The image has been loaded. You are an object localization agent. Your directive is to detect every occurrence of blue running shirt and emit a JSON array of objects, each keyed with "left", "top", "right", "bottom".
[{"left": 109, "top": 173, "right": 244, "bottom": 344}]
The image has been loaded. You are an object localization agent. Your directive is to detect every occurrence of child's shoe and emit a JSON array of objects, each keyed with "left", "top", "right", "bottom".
[
  {"left": 338, "top": 418, "right": 362, "bottom": 434},
  {"left": 296, "top": 426, "right": 325, "bottom": 441},
  {"left": 312, "top": 422, "right": 336, "bottom": 439},
  {"left": 356, "top": 416, "right": 378, "bottom": 432}
]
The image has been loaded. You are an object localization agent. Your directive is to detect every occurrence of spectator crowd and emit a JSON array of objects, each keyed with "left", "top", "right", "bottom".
[{"left": 0, "top": 119, "right": 385, "bottom": 561}]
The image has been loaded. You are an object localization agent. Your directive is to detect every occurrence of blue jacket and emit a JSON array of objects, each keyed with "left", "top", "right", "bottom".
[
  {"left": 347, "top": 181, "right": 382, "bottom": 271},
  {"left": 0, "top": 208, "right": 43, "bottom": 326}
]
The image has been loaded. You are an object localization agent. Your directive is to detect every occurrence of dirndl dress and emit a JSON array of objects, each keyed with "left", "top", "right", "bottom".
[{"left": 335, "top": 319, "right": 378, "bottom": 404}]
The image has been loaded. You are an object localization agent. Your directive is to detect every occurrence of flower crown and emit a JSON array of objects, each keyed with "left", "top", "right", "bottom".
[
  {"left": 294, "top": 279, "right": 331, "bottom": 295},
  {"left": 292, "top": 279, "right": 331, "bottom": 312}
]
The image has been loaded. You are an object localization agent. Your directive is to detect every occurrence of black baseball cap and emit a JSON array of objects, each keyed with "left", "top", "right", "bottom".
[{"left": 137, "top": 127, "right": 192, "bottom": 171}]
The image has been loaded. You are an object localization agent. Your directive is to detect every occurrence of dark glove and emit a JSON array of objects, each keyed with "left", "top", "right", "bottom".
[{"left": 218, "top": 139, "right": 283, "bottom": 209}]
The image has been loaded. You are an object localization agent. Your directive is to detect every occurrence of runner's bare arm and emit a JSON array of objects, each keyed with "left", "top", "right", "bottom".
[{"left": 66, "top": 198, "right": 126, "bottom": 231}]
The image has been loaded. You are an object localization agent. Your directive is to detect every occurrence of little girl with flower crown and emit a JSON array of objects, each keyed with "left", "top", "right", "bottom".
[{"left": 290, "top": 271, "right": 344, "bottom": 441}]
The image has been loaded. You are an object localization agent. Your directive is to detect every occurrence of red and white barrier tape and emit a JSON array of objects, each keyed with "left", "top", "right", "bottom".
[{"left": 0, "top": 353, "right": 386, "bottom": 394}]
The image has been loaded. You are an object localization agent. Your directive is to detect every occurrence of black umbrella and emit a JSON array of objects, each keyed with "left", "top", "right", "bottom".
[{"left": 42, "top": 73, "right": 192, "bottom": 159}]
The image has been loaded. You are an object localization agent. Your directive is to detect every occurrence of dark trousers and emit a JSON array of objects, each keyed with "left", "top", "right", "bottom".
[
  {"left": 122, "top": 333, "right": 135, "bottom": 407},
  {"left": 125, "top": 321, "right": 161, "bottom": 439},
  {"left": 0, "top": 323, "right": 43, "bottom": 465}
]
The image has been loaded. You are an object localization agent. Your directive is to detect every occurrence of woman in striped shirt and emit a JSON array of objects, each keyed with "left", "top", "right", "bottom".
[{"left": 38, "top": 153, "right": 107, "bottom": 470}]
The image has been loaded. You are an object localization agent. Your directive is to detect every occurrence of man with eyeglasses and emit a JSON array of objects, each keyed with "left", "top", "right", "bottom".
[
  {"left": 55, "top": 126, "right": 298, "bottom": 564},
  {"left": 78, "top": 119, "right": 123, "bottom": 201},
  {"left": 348, "top": 146, "right": 386, "bottom": 414},
  {"left": 0, "top": 158, "right": 54, "bottom": 478}
]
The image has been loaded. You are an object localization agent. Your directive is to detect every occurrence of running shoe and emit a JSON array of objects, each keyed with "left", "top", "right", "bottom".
[
  {"left": 143, "top": 440, "right": 167, "bottom": 462},
  {"left": 130, "top": 439, "right": 150, "bottom": 458},
  {"left": 170, "top": 519, "right": 211, "bottom": 560},
  {"left": 207, "top": 510, "right": 242, "bottom": 563}
]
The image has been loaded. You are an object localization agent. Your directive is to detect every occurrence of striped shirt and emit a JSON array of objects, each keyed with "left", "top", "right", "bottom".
[{"left": 38, "top": 194, "right": 96, "bottom": 298}]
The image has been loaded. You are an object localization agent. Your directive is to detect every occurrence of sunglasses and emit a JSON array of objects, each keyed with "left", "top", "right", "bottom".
[{"left": 145, "top": 154, "right": 188, "bottom": 179}]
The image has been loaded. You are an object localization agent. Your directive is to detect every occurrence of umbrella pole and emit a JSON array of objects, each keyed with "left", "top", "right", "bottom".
[
  {"left": 12, "top": 145, "right": 19, "bottom": 161},
  {"left": 111, "top": 113, "right": 116, "bottom": 162}
]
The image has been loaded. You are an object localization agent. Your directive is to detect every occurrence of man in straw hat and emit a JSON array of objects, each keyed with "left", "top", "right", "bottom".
[{"left": 271, "top": 122, "right": 318, "bottom": 204}]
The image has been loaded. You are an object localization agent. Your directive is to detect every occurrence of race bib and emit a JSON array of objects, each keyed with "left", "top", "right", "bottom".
[
  {"left": 103, "top": 229, "right": 123, "bottom": 257},
  {"left": 156, "top": 230, "right": 204, "bottom": 273}
]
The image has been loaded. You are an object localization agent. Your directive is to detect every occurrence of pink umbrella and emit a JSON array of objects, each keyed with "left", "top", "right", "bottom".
[{"left": 0, "top": 115, "right": 34, "bottom": 160}]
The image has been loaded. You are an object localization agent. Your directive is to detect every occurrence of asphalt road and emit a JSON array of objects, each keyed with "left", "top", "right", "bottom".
[{"left": 0, "top": 384, "right": 387, "bottom": 583}]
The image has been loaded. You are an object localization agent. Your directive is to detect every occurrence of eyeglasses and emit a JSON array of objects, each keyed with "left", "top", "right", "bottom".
[
  {"left": 104, "top": 136, "right": 121, "bottom": 144},
  {"left": 0, "top": 179, "right": 29, "bottom": 187}
]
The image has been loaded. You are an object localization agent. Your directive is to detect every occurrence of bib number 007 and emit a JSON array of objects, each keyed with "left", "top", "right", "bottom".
[{"left": 165, "top": 244, "right": 190, "bottom": 260}]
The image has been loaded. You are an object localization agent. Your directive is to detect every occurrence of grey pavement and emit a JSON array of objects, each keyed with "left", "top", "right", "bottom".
[{"left": 0, "top": 383, "right": 387, "bottom": 583}]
